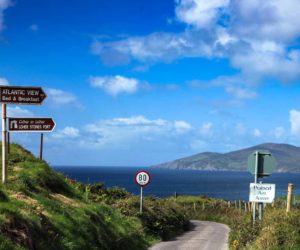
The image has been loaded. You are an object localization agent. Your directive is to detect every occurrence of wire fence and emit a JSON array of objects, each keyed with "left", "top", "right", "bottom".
[{"left": 174, "top": 183, "right": 300, "bottom": 213}]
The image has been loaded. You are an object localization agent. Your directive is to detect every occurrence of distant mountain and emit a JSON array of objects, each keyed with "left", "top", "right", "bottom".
[{"left": 152, "top": 143, "right": 300, "bottom": 172}]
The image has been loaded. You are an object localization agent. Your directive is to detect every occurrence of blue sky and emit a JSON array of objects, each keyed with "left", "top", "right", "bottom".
[{"left": 1, "top": 0, "right": 300, "bottom": 166}]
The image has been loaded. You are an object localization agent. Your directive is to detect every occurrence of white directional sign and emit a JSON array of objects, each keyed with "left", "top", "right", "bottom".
[
  {"left": 249, "top": 183, "right": 276, "bottom": 203},
  {"left": 135, "top": 171, "right": 151, "bottom": 187}
]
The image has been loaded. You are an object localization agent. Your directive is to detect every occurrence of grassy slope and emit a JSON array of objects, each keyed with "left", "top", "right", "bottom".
[
  {"left": 1, "top": 143, "right": 299, "bottom": 250},
  {"left": 0, "top": 144, "right": 188, "bottom": 250}
]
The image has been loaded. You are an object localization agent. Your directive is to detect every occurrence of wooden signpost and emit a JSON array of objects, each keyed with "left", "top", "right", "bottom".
[
  {"left": 1, "top": 86, "right": 54, "bottom": 183},
  {"left": 135, "top": 170, "right": 151, "bottom": 213}
]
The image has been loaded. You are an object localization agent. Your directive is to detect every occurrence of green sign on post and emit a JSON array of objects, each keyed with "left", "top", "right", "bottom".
[{"left": 248, "top": 150, "right": 277, "bottom": 178}]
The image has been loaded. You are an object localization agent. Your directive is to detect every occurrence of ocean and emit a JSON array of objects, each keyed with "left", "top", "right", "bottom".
[{"left": 53, "top": 166, "right": 300, "bottom": 201}]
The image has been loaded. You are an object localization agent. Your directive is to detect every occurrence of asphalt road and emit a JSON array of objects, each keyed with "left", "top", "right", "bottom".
[{"left": 149, "top": 220, "right": 230, "bottom": 250}]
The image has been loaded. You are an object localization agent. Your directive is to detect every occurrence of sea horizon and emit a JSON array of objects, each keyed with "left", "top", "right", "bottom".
[{"left": 53, "top": 166, "right": 300, "bottom": 201}]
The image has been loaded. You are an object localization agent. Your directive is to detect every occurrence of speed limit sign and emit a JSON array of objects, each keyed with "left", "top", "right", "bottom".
[{"left": 135, "top": 171, "right": 151, "bottom": 187}]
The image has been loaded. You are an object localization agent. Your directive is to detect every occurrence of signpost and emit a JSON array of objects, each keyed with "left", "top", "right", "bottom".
[
  {"left": 8, "top": 118, "right": 55, "bottom": 132},
  {"left": 2, "top": 104, "right": 7, "bottom": 184},
  {"left": 0, "top": 86, "right": 46, "bottom": 105},
  {"left": 8, "top": 117, "right": 56, "bottom": 161},
  {"left": 0, "top": 85, "right": 53, "bottom": 183},
  {"left": 249, "top": 183, "right": 276, "bottom": 203},
  {"left": 248, "top": 150, "right": 277, "bottom": 226},
  {"left": 135, "top": 171, "right": 151, "bottom": 213},
  {"left": 248, "top": 150, "right": 276, "bottom": 178}
]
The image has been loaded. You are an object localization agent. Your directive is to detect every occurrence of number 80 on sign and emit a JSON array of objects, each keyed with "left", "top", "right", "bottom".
[{"left": 135, "top": 171, "right": 151, "bottom": 187}]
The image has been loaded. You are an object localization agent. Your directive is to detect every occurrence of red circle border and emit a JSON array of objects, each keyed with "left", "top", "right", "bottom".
[{"left": 134, "top": 170, "right": 151, "bottom": 187}]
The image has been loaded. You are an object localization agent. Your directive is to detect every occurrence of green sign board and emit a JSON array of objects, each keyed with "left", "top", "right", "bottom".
[{"left": 248, "top": 150, "right": 277, "bottom": 177}]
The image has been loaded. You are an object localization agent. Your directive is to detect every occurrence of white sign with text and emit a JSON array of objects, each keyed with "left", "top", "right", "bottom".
[{"left": 249, "top": 183, "right": 276, "bottom": 203}]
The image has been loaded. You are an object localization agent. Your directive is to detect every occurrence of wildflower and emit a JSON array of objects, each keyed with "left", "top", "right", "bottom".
[{"left": 233, "top": 239, "right": 239, "bottom": 249}]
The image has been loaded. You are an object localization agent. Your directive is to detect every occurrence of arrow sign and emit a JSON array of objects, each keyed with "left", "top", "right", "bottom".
[
  {"left": 8, "top": 118, "right": 55, "bottom": 132},
  {"left": 0, "top": 86, "right": 46, "bottom": 104}
]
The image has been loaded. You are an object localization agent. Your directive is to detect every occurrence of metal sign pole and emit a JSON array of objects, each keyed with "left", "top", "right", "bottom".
[
  {"left": 259, "top": 181, "right": 263, "bottom": 224},
  {"left": 252, "top": 151, "right": 258, "bottom": 226},
  {"left": 140, "top": 186, "right": 143, "bottom": 213},
  {"left": 2, "top": 104, "right": 7, "bottom": 183},
  {"left": 7, "top": 131, "right": 10, "bottom": 155}
]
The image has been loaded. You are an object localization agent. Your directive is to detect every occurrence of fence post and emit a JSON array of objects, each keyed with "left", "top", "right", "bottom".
[{"left": 286, "top": 183, "right": 294, "bottom": 213}]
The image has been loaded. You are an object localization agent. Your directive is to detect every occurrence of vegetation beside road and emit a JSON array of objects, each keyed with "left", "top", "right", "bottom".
[
  {"left": 0, "top": 143, "right": 188, "bottom": 250},
  {"left": 171, "top": 195, "right": 300, "bottom": 250},
  {"left": 0, "top": 143, "right": 299, "bottom": 250}
]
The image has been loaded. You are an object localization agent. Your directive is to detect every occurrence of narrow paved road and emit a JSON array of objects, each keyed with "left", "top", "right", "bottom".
[{"left": 149, "top": 220, "right": 230, "bottom": 250}]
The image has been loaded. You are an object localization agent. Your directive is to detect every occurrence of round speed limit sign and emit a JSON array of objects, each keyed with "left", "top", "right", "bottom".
[{"left": 135, "top": 171, "right": 151, "bottom": 187}]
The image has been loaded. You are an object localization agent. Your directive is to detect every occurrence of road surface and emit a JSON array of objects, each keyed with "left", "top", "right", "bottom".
[{"left": 149, "top": 220, "right": 230, "bottom": 250}]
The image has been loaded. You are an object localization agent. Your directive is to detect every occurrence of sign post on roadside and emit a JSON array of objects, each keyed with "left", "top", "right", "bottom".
[
  {"left": 2, "top": 104, "right": 7, "bottom": 184},
  {"left": 248, "top": 150, "right": 277, "bottom": 226},
  {"left": 249, "top": 183, "right": 276, "bottom": 203},
  {"left": 8, "top": 117, "right": 56, "bottom": 160},
  {"left": 8, "top": 118, "right": 55, "bottom": 132},
  {"left": 135, "top": 170, "right": 151, "bottom": 213},
  {"left": 0, "top": 86, "right": 52, "bottom": 183},
  {"left": 0, "top": 86, "right": 46, "bottom": 104}
]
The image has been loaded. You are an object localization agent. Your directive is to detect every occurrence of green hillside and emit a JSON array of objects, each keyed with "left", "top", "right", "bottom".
[
  {"left": 153, "top": 143, "right": 300, "bottom": 172},
  {"left": 0, "top": 143, "right": 188, "bottom": 250},
  {"left": 0, "top": 143, "right": 299, "bottom": 250}
]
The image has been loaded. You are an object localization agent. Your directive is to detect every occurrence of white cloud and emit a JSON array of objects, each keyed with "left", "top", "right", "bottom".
[
  {"left": 53, "top": 126, "right": 80, "bottom": 139},
  {"left": 175, "top": 0, "right": 230, "bottom": 28},
  {"left": 91, "top": 0, "right": 300, "bottom": 85},
  {"left": 7, "top": 107, "right": 33, "bottom": 117},
  {"left": 231, "top": 48, "right": 300, "bottom": 83},
  {"left": 215, "top": 27, "right": 237, "bottom": 47},
  {"left": 290, "top": 109, "right": 300, "bottom": 136},
  {"left": 89, "top": 75, "right": 139, "bottom": 96},
  {"left": 0, "top": 77, "right": 9, "bottom": 85},
  {"left": 232, "top": 0, "right": 300, "bottom": 42},
  {"left": 225, "top": 85, "right": 257, "bottom": 99},
  {"left": 253, "top": 128, "right": 262, "bottom": 138},
  {"left": 46, "top": 88, "right": 78, "bottom": 106},
  {"left": 199, "top": 122, "right": 213, "bottom": 137},
  {"left": 107, "top": 116, "right": 167, "bottom": 126},
  {"left": 190, "top": 75, "right": 257, "bottom": 100},
  {"left": 174, "top": 120, "right": 192, "bottom": 133},
  {"left": 0, "top": 0, "right": 12, "bottom": 31},
  {"left": 83, "top": 116, "right": 192, "bottom": 148},
  {"left": 90, "top": 31, "right": 214, "bottom": 65}
]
